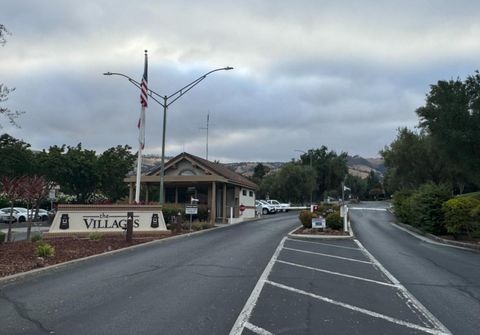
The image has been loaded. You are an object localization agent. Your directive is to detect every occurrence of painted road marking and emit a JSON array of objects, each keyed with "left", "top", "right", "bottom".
[
  {"left": 229, "top": 237, "right": 287, "bottom": 335},
  {"left": 244, "top": 322, "right": 273, "bottom": 335},
  {"left": 276, "top": 259, "right": 398, "bottom": 288},
  {"left": 265, "top": 280, "right": 450, "bottom": 335},
  {"left": 286, "top": 237, "right": 362, "bottom": 251},
  {"left": 354, "top": 239, "right": 452, "bottom": 334},
  {"left": 283, "top": 247, "right": 373, "bottom": 264},
  {"left": 230, "top": 237, "right": 451, "bottom": 335}
]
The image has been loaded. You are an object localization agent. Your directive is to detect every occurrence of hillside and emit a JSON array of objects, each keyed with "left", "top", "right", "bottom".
[{"left": 131, "top": 154, "right": 384, "bottom": 179}]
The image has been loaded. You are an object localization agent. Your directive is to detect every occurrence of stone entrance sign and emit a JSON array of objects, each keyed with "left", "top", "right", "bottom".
[{"left": 49, "top": 205, "right": 167, "bottom": 234}]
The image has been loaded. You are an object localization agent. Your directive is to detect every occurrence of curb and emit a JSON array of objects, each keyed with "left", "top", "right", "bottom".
[
  {"left": 391, "top": 221, "right": 480, "bottom": 252},
  {"left": 287, "top": 222, "right": 354, "bottom": 240},
  {"left": 386, "top": 208, "right": 480, "bottom": 252},
  {"left": 0, "top": 218, "right": 256, "bottom": 285}
]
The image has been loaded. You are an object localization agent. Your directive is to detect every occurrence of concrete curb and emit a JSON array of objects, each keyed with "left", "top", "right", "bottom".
[
  {"left": 392, "top": 221, "right": 480, "bottom": 252},
  {"left": 287, "top": 222, "right": 354, "bottom": 240},
  {"left": 386, "top": 208, "right": 480, "bottom": 252},
  {"left": 0, "top": 218, "right": 258, "bottom": 285}
]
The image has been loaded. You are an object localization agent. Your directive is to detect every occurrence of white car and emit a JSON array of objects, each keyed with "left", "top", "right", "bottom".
[
  {"left": 255, "top": 200, "right": 276, "bottom": 215},
  {"left": 28, "top": 209, "right": 51, "bottom": 221},
  {"left": 266, "top": 200, "right": 290, "bottom": 212},
  {"left": 0, "top": 207, "right": 28, "bottom": 223}
]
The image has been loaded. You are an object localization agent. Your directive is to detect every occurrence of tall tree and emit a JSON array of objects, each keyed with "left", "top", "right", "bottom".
[
  {"left": 97, "top": 145, "right": 136, "bottom": 202},
  {"left": 416, "top": 73, "right": 480, "bottom": 190},
  {"left": 0, "top": 134, "right": 35, "bottom": 177},
  {"left": 252, "top": 163, "right": 270, "bottom": 183},
  {"left": 302, "top": 146, "right": 348, "bottom": 201}
]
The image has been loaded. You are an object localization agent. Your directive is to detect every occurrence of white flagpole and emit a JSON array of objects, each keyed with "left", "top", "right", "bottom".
[
  {"left": 135, "top": 115, "right": 143, "bottom": 203},
  {"left": 135, "top": 147, "right": 142, "bottom": 203},
  {"left": 135, "top": 50, "right": 148, "bottom": 204}
]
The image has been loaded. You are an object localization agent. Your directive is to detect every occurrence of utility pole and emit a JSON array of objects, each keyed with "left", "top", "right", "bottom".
[{"left": 200, "top": 112, "right": 210, "bottom": 160}]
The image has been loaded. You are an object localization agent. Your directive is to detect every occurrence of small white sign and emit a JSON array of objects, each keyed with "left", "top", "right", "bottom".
[
  {"left": 312, "top": 216, "right": 326, "bottom": 229},
  {"left": 49, "top": 189, "right": 56, "bottom": 200},
  {"left": 185, "top": 205, "right": 198, "bottom": 215}
]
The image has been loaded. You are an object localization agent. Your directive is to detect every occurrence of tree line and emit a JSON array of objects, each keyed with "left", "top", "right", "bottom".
[
  {"left": 382, "top": 71, "right": 480, "bottom": 238},
  {"left": 381, "top": 71, "right": 480, "bottom": 195},
  {"left": 252, "top": 146, "right": 383, "bottom": 204},
  {"left": 0, "top": 134, "right": 136, "bottom": 205}
]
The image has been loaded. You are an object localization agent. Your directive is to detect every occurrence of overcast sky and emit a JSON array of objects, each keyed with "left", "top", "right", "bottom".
[{"left": 1, "top": 1, "right": 479, "bottom": 162}]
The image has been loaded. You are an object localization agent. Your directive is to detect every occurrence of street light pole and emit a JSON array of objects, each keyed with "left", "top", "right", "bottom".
[{"left": 104, "top": 66, "right": 233, "bottom": 204}]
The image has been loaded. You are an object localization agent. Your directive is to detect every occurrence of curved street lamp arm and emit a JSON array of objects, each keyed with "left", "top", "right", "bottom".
[
  {"left": 146, "top": 67, "right": 233, "bottom": 107},
  {"left": 103, "top": 72, "right": 165, "bottom": 106}
]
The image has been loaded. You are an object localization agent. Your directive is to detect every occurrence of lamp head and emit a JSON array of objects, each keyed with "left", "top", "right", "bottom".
[
  {"left": 224, "top": 66, "right": 234, "bottom": 71},
  {"left": 103, "top": 72, "right": 113, "bottom": 76}
]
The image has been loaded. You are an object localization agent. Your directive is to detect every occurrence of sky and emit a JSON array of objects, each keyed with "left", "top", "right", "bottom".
[{"left": 1, "top": 0, "right": 480, "bottom": 163}]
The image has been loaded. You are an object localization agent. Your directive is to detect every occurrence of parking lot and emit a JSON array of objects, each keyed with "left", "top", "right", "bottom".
[{"left": 231, "top": 237, "right": 450, "bottom": 335}]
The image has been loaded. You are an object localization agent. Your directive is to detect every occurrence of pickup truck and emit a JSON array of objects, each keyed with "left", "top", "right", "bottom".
[{"left": 266, "top": 200, "right": 290, "bottom": 212}]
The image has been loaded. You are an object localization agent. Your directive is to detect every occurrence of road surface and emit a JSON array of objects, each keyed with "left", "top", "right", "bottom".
[
  {"left": 0, "top": 213, "right": 298, "bottom": 335},
  {"left": 350, "top": 201, "right": 480, "bottom": 335}
]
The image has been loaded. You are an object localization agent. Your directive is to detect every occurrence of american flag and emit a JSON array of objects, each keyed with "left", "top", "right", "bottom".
[{"left": 138, "top": 51, "right": 148, "bottom": 149}]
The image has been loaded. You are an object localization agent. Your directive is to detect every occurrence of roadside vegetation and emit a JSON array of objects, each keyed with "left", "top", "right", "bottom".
[
  {"left": 384, "top": 71, "right": 480, "bottom": 240},
  {"left": 254, "top": 146, "right": 384, "bottom": 204}
]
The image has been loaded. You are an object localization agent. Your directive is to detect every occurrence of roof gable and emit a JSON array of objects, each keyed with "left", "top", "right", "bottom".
[{"left": 146, "top": 152, "right": 258, "bottom": 189}]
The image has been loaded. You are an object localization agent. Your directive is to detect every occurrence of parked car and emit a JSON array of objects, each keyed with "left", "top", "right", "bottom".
[
  {"left": 28, "top": 209, "right": 52, "bottom": 221},
  {"left": 255, "top": 200, "right": 276, "bottom": 215},
  {"left": 266, "top": 200, "right": 291, "bottom": 212},
  {"left": 0, "top": 207, "right": 28, "bottom": 223}
]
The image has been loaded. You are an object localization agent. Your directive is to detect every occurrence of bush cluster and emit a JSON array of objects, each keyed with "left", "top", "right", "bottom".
[
  {"left": 36, "top": 242, "right": 55, "bottom": 257},
  {"left": 88, "top": 231, "right": 103, "bottom": 241},
  {"left": 393, "top": 183, "right": 480, "bottom": 238},
  {"left": 443, "top": 197, "right": 480, "bottom": 238},
  {"left": 326, "top": 212, "right": 343, "bottom": 230},
  {"left": 299, "top": 210, "right": 314, "bottom": 228}
]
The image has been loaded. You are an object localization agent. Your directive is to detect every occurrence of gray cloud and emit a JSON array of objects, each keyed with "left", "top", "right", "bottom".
[{"left": 1, "top": 0, "right": 480, "bottom": 162}]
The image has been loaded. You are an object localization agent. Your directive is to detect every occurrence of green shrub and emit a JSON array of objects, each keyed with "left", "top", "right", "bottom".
[
  {"left": 162, "top": 205, "right": 185, "bottom": 224},
  {"left": 191, "top": 221, "right": 203, "bottom": 231},
  {"left": 392, "top": 189, "right": 414, "bottom": 225},
  {"left": 299, "top": 210, "right": 314, "bottom": 228},
  {"left": 408, "top": 183, "right": 451, "bottom": 234},
  {"left": 197, "top": 206, "right": 209, "bottom": 221},
  {"left": 314, "top": 203, "right": 340, "bottom": 218},
  {"left": 201, "top": 221, "right": 213, "bottom": 230},
  {"left": 443, "top": 197, "right": 480, "bottom": 238},
  {"left": 31, "top": 233, "right": 43, "bottom": 243},
  {"left": 0, "top": 231, "right": 5, "bottom": 244},
  {"left": 471, "top": 204, "right": 480, "bottom": 238},
  {"left": 326, "top": 212, "right": 343, "bottom": 230},
  {"left": 36, "top": 243, "right": 55, "bottom": 257},
  {"left": 89, "top": 231, "right": 103, "bottom": 241}
]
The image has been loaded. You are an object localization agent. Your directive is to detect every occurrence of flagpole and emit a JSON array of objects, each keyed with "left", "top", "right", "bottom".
[
  {"left": 135, "top": 50, "right": 148, "bottom": 204},
  {"left": 135, "top": 135, "right": 143, "bottom": 203}
]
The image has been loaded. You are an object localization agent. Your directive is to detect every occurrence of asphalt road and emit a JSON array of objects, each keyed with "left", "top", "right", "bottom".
[
  {"left": 0, "top": 212, "right": 299, "bottom": 335},
  {"left": 350, "top": 201, "right": 480, "bottom": 335}
]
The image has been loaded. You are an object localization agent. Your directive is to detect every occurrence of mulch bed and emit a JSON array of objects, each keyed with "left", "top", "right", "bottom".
[
  {"left": 293, "top": 227, "right": 349, "bottom": 236},
  {"left": 0, "top": 231, "right": 187, "bottom": 278}
]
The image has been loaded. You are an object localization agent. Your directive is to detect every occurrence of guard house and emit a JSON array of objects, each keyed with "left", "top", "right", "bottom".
[{"left": 124, "top": 152, "right": 258, "bottom": 223}]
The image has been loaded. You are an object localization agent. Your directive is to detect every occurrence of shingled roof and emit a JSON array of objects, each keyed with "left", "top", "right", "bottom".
[{"left": 147, "top": 152, "right": 258, "bottom": 190}]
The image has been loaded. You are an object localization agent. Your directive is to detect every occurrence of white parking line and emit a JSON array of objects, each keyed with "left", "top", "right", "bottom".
[
  {"left": 283, "top": 247, "right": 373, "bottom": 264},
  {"left": 229, "top": 237, "right": 287, "bottom": 335},
  {"left": 276, "top": 259, "right": 398, "bottom": 288},
  {"left": 265, "top": 280, "right": 449, "bottom": 335},
  {"left": 354, "top": 239, "right": 452, "bottom": 334},
  {"left": 287, "top": 238, "right": 362, "bottom": 251},
  {"left": 244, "top": 322, "right": 273, "bottom": 335}
]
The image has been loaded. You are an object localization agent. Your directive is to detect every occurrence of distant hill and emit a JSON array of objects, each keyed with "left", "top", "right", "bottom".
[
  {"left": 347, "top": 155, "right": 385, "bottom": 179},
  {"left": 130, "top": 154, "right": 384, "bottom": 180}
]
